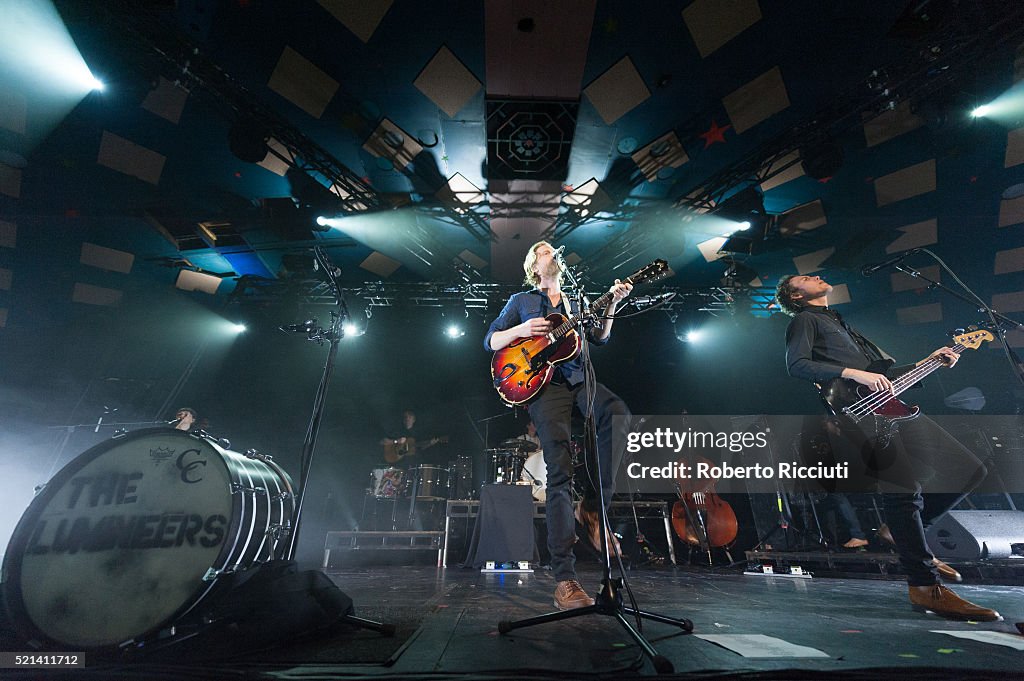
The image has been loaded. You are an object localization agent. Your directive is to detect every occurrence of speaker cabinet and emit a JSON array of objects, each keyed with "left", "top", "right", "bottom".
[{"left": 925, "top": 510, "right": 1024, "bottom": 560}]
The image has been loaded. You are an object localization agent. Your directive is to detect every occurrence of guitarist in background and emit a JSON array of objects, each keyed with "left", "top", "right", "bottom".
[
  {"left": 777, "top": 274, "right": 1000, "bottom": 621},
  {"left": 485, "top": 241, "right": 632, "bottom": 611},
  {"left": 380, "top": 409, "right": 447, "bottom": 465}
]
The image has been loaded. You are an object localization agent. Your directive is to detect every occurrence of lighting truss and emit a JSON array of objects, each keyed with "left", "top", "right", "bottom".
[
  {"left": 673, "top": 1, "right": 1024, "bottom": 216},
  {"left": 228, "top": 277, "right": 751, "bottom": 317}
]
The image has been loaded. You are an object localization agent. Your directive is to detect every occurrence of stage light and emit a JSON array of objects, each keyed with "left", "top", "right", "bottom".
[
  {"left": 316, "top": 215, "right": 330, "bottom": 227},
  {"left": 676, "top": 327, "right": 702, "bottom": 343},
  {"left": 2, "top": 0, "right": 104, "bottom": 97},
  {"left": 343, "top": 322, "right": 359, "bottom": 336},
  {"left": 713, "top": 188, "right": 769, "bottom": 255},
  {"left": 971, "top": 104, "right": 992, "bottom": 118},
  {"left": 446, "top": 324, "right": 465, "bottom": 338},
  {"left": 230, "top": 323, "right": 247, "bottom": 334}
]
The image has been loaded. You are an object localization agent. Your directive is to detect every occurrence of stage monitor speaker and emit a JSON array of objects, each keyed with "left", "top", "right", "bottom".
[{"left": 925, "top": 510, "right": 1024, "bottom": 560}]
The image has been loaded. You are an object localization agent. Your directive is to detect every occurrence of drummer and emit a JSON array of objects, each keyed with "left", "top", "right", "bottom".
[{"left": 173, "top": 407, "right": 198, "bottom": 432}]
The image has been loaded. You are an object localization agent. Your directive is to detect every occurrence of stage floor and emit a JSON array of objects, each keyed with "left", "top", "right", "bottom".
[
  {"left": 313, "top": 562, "right": 1024, "bottom": 677},
  {"left": 4, "top": 561, "right": 1022, "bottom": 678}
]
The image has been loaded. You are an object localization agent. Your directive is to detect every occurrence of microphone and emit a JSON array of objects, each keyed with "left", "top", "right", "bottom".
[
  {"left": 279, "top": 319, "right": 316, "bottom": 333},
  {"left": 628, "top": 292, "right": 676, "bottom": 308},
  {"left": 552, "top": 245, "right": 566, "bottom": 263},
  {"left": 860, "top": 248, "right": 921, "bottom": 276},
  {"left": 167, "top": 417, "right": 183, "bottom": 426}
]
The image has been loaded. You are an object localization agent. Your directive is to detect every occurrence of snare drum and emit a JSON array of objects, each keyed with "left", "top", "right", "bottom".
[
  {"left": 408, "top": 465, "right": 450, "bottom": 500},
  {"left": 2, "top": 428, "right": 294, "bottom": 649},
  {"left": 370, "top": 467, "right": 405, "bottom": 498}
]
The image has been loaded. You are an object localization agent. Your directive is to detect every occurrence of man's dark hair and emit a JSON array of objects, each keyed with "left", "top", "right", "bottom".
[
  {"left": 774, "top": 275, "right": 805, "bottom": 317},
  {"left": 176, "top": 407, "right": 198, "bottom": 419}
]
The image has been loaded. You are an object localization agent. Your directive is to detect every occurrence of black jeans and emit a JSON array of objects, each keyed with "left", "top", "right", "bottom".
[
  {"left": 819, "top": 493, "right": 866, "bottom": 541},
  {"left": 871, "top": 415, "right": 988, "bottom": 586},
  {"left": 527, "top": 380, "right": 630, "bottom": 582}
]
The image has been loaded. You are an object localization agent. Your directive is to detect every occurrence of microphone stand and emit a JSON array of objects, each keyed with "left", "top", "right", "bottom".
[
  {"left": 281, "top": 246, "right": 392, "bottom": 636},
  {"left": 497, "top": 262, "right": 691, "bottom": 675},
  {"left": 892, "top": 250, "right": 1024, "bottom": 387}
]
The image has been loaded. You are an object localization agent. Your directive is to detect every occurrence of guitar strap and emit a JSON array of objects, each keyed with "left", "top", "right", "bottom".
[{"left": 833, "top": 310, "right": 891, "bottom": 364}]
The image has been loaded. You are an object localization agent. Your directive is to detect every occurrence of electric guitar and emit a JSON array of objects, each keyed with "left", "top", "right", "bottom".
[
  {"left": 383, "top": 436, "right": 448, "bottom": 463},
  {"left": 819, "top": 328, "right": 993, "bottom": 443},
  {"left": 490, "top": 259, "right": 670, "bottom": 405}
]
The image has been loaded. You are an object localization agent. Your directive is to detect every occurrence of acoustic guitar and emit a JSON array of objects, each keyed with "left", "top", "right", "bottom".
[
  {"left": 490, "top": 259, "right": 669, "bottom": 405},
  {"left": 383, "top": 436, "right": 448, "bottom": 463}
]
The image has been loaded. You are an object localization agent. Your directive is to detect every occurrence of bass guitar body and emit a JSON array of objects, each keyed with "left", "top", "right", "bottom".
[
  {"left": 491, "top": 313, "right": 581, "bottom": 405},
  {"left": 820, "top": 377, "right": 920, "bottom": 421}
]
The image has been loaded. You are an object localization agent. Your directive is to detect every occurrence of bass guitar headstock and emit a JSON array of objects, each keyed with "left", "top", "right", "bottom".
[{"left": 952, "top": 327, "right": 995, "bottom": 350}]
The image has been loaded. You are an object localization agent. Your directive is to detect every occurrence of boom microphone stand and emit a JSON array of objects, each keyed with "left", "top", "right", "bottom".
[
  {"left": 281, "top": 246, "right": 391, "bottom": 636},
  {"left": 497, "top": 261, "right": 691, "bottom": 675}
]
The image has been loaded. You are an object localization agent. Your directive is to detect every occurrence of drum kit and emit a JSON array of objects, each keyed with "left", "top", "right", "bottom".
[
  {"left": 484, "top": 437, "right": 540, "bottom": 489},
  {"left": 2, "top": 427, "right": 295, "bottom": 650},
  {"left": 367, "top": 464, "right": 452, "bottom": 501}
]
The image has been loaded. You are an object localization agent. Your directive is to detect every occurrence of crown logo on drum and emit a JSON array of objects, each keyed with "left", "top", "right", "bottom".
[{"left": 149, "top": 446, "right": 175, "bottom": 465}]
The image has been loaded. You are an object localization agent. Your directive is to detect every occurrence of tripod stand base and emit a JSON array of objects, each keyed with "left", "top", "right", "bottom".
[
  {"left": 343, "top": 614, "right": 396, "bottom": 636},
  {"left": 497, "top": 578, "right": 691, "bottom": 675}
]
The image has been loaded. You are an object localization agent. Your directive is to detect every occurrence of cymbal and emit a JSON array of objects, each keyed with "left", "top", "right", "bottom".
[{"left": 500, "top": 438, "right": 539, "bottom": 453}]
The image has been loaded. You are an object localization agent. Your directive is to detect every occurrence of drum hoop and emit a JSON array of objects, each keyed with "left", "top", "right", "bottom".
[{"left": 1, "top": 428, "right": 293, "bottom": 649}]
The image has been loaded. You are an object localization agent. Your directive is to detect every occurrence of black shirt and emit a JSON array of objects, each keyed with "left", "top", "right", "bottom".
[{"left": 785, "top": 306, "right": 892, "bottom": 384}]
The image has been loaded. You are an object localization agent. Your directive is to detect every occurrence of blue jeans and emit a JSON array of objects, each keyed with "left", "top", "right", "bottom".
[{"left": 527, "top": 380, "right": 630, "bottom": 582}]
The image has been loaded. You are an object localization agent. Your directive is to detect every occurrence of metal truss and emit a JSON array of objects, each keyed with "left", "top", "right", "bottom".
[
  {"left": 91, "top": 4, "right": 495, "bottom": 245},
  {"left": 673, "top": 1, "right": 1024, "bottom": 214},
  {"left": 229, "top": 277, "right": 751, "bottom": 318}
]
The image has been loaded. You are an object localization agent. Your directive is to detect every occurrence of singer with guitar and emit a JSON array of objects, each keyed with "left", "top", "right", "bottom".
[
  {"left": 777, "top": 273, "right": 1000, "bottom": 621},
  {"left": 485, "top": 241, "right": 632, "bottom": 611}
]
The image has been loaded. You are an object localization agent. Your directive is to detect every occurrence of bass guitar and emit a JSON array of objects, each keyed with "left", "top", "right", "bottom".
[
  {"left": 819, "top": 327, "right": 993, "bottom": 444},
  {"left": 490, "top": 259, "right": 669, "bottom": 405}
]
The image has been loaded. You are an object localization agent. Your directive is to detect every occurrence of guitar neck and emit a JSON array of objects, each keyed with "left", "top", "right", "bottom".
[
  {"left": 551, "top": 275, "right": 639, "bottom": 339},
  {"left": 889, "top": 343, "right": 966, "bottom": 397}
]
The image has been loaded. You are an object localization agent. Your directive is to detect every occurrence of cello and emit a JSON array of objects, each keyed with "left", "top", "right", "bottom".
[{"left": 671, "top": 456, "right": 739, "bottom": 563}]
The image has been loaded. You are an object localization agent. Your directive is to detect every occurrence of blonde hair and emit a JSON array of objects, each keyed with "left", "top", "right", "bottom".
[{"left": 523, "top": 241, "right": 562, "bottom": 287}]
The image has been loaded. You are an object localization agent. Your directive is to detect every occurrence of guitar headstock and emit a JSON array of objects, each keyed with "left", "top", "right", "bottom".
[
  {"left": 626, "top": 259, "right": 671, "bottom": 286},
  {"left": 953, "top": 328, "right": 995, "bottom": 350}
]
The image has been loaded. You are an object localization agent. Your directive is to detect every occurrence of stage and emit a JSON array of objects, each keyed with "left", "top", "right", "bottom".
[{"left": 4, "top": 561, "right": 1022, "bottom": 679}]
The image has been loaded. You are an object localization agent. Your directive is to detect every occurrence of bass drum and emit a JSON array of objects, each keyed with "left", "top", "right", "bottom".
[{"left": 2, "top": 428, "right": 294, "bottom": 649}]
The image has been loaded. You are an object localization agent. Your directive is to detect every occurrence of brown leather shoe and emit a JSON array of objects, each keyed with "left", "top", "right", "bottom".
[
  {"left": 876, "top": 523, "right": 895, "bottom": 546},
  {"left": 933, "top": 558, "right": 962, "bottom": 583},
  {"left": 574, "top": 504, "right": 622, "bottom": 557},
  {"left": 843, "top": 537, "right": 869, "bottom": 549},
  {"left": 554, "top": 580, "right": 594, "bottom": 610},
  {"left": 909, "top": 584, "right": 1001, "bottom": 621}
]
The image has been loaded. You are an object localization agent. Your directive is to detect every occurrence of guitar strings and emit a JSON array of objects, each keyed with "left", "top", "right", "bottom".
[
  {"left": 845, "top": 351, "right": 956, "bottom": 419},
  {"left": 843, "top": 343, "right": 967, "bottom": 420}
]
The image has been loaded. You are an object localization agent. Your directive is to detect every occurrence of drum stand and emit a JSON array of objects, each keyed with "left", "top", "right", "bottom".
[{"left": 496, "top": 265, "right": 691, "bottom": 675}]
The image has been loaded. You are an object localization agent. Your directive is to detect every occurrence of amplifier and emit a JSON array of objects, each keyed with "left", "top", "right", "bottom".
[{"left": 925, "top": 510, "right": 1024, "bottom": 560}]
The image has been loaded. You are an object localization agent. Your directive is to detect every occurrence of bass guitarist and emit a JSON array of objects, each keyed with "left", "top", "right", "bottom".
[
  {"left": 777, "top": 273, "right": 1000, "bottom": 621},
  {"left": 485, "top": 241, "right": 632, "bottom": 611}
]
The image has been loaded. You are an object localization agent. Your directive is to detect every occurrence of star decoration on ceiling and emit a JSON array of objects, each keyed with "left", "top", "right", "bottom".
[{"left": 699, "top": 120, "right": 731, "bottom": 148}]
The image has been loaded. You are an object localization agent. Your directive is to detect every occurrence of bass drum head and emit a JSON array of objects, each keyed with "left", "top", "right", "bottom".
[{"left": 3, "top": 429, "right": 237, "bottom": 649}]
